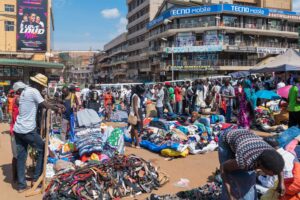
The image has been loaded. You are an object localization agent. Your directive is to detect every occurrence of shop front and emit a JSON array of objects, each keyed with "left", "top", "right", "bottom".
[{"left": 0, "top": 59, "right": 64, "bottom": 92}]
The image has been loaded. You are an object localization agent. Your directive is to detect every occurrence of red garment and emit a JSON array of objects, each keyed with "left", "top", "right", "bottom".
[
  {"left": 104, "top": 93, "right": 113, "bottom": 107},
  {"left": 175, "top": 86, "right": 182, "bottom": 102},
  {"left": 10, "top": 95, "right": 19, "bottom": 135}
]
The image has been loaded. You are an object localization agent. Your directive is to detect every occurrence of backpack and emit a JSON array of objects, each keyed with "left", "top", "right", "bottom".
[{"left": 89, "top": 90, "right": 99, "bottom": 102}]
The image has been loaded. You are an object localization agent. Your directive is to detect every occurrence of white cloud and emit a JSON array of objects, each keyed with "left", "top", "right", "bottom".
[
  {"left": 294, "top": 0, "right": 300, "bottom": 12},
  {"left": 101, "top": 8, "right": 120, "bottom": 19},
  {"left": 116, "top": 17, "right": 128, "bottom": 34}
]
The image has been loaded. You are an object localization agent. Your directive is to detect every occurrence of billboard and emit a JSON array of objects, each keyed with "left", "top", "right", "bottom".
[{"left": 17, "top": 0, "right": 48, "bottom": 51}]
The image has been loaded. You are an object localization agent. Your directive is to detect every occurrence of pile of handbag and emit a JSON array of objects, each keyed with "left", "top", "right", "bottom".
[{"left": 44, "top": 154, "right": 169, "bottom": 200}]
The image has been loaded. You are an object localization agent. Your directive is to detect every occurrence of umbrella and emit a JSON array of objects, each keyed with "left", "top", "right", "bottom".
[
  {"left": 277, "top": 85, "right": 292, "bottom": 99},
  {"left": 255, "top": 90, "right": 281, "bottom": 100}
]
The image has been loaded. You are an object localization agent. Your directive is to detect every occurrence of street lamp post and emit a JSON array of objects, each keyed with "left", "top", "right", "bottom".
[{"left": 171, "top": 44, "right": 174, "bottom": 81}]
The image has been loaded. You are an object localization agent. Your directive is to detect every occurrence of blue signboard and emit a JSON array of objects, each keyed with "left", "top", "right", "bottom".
[
  {"left": 148, "top": 3, "right": 299, "bottom": 29},
  {"left": 223, "top": 4, "right": 269, "bottom": 16},
  {"left": 147, "top": 10, "right": 171, "bottom": 29},
  {"left": 170, "top": 4, "right": 221, "bottom": 17}
]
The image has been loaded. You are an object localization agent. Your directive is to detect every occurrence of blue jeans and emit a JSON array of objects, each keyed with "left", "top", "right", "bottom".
[
  {"left": 164, "top": 102, "right": 173, "bottom": 113},
  {"left": 220, "top": 106, "right": 233, "bottom": 123},
  {"left": 176, "top": 101, "right": 182, "bottom": 115},
  {"left": 218, "top": 133, "right": 257, "bottom": 200},
  {"left": 194, "top": 105, "right": 201, "bottom": 112},
  {"left": 15, "top": 130, "right": 45, "bottom": 189},
  {"left": 156, "top": 107, "right": 164, "bottom": 118}
]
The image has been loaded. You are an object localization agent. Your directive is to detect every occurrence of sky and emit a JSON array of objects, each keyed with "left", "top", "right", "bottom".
[
  {"left": 53, "top": 0, "right": 300, "bottom": 51},
  {"left": 53, "top": 0, "right": 127, "bottom": 51}
]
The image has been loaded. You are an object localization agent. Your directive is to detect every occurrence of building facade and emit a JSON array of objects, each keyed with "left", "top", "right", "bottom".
[
  {"left": 97, "top": 33, "right": 128, "bottom": 83},
  {"left": 0, "top": 0, "right": 62, "bottom": 89},
  {"left": 147, "top": 1, "right": 299, "bottom": 80},
  {"left": 126, "top": 0, "right": 164, "bottom": 81},
  {"left": 51, "top": 51, "right": 97, "bottom": 86}
]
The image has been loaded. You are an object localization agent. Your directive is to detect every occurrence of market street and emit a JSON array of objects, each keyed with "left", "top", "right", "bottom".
[{"left": 0, "top": 123, "right": 219, "bottom": 199}]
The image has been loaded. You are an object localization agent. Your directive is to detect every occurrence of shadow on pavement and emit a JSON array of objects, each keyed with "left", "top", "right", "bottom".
[{"left": 0, "top": 163, "right": 18, "bottom": 190}]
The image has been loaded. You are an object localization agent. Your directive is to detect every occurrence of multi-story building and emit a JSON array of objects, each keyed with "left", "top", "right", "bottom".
[
  {"left": 0, "top": 0, "right": 63, "bottom": 89},
  {"left": 97, "top": 33, "right": 128, "bottom": 83},
  {"left": 126, "top": 0, "right": 164, "bottom": 81},
  {"left": 147, "top": 0, "right": 299, "bottom": 80},
  {"left": 51, "top": 51, "right": 97, "bottom": 85}
]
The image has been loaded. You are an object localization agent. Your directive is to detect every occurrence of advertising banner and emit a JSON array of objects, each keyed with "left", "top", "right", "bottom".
[
  {"left": 17, "top": 0, "right": 48, "bottom": 51},
  {"left": 165, "top": 45, "right": 222, "bottom": 54}
]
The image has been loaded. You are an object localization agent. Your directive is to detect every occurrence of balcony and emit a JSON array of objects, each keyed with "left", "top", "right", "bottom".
[
  {"left": 166, "top": 59, "right": 257, "bottom": 68},
  {"left": 148, "top": 22, "right": 299, "bottom": 41}
]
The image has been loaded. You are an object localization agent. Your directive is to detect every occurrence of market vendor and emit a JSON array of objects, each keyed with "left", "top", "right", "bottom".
[
  {"left": 219, "top": 129, "right": 285, "bottom": 200},
  {"left": 61, "top": 86, "right": 76, "bottom": 141},
  {"left": 13, "top": 73, "right": 62, "bottom": 192},
  {"left": 288, "top": 77, "right": 300, "bottom": 128}
]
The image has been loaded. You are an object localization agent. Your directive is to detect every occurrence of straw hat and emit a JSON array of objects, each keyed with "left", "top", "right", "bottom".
[{"left": 30, "top": 73, "right": 48, "bottom": 87}]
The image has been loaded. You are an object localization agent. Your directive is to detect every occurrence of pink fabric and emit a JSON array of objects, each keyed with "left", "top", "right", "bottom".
[
  {"left": 285, "top": 139, "right": 299, "bottom": 156},
  {"left": 277, "top": 85, "right": 292, "bottom": 99}
]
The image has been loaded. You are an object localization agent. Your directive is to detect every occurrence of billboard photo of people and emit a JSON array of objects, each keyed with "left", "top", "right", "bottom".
[{"left": 17, "top": 0, "right": 48, "bottom": 51}]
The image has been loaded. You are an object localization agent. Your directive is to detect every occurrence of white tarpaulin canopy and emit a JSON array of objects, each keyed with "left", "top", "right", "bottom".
[{"left": 250, "top": 49, "right": 300, "bottom": 73}]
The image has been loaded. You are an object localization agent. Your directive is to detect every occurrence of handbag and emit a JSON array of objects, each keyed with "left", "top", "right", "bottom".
[{"left": 128, "top": 113, "right": 138, "bottom": 125}]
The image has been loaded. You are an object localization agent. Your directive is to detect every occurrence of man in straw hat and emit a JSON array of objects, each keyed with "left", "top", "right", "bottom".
[{"left": 13, "top": 73, "right": 62, "bottom": 192}]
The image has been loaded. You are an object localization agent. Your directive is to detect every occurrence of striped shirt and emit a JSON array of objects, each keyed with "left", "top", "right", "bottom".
[
  {"left": 14, "top": 87, "right": 44, "bottom": 134},
  {"left": 225, "top": 129, "right": 272, "bottom": 170}
]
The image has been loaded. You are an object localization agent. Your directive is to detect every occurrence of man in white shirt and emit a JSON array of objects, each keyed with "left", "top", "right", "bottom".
[
  {"left": 14, "top": 74, "right": 61, "bottom": 192},
  {"left": 277, "top": 78, "right": 286, "bottom": 89},
  {"left": 80, "top": 84, "right": 90, "bottom": 108}
]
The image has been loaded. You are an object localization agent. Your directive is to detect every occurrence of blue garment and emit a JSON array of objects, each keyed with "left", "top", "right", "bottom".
[
  {"left": 165, "top": 102, "right": 173, "bottom": 113},
  {"left": 15, "top": 130, "right": 45, "bottom": 190},
  {"left": 176, "top": 101, "right": 182, "bottom": 115},
  {"left": 220, "top": 106, "right": 233, "bottom": 123},
  {"left": 156, "top": 106, "right": 164, "bottom": 118},
  {"left": 218, "top": 132, "right": 257, "bottom": 200}
]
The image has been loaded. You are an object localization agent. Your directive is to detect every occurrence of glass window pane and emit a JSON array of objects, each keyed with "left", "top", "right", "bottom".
[
  {"left": 3, "top": 67, "right": 11, "bottom": 76},
  {"left": 11, "top": 68, "right": 18, "bottom": 76},
  {"left": 18, "top": 68, "right": 23, "bottom": 77}
]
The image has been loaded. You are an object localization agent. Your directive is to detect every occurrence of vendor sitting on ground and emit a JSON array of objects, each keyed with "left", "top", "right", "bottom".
[
  {"left": 257, "top": 137, "right": 297, "bottom": 189},
  {"left": 219, "top": 129, "right": 285, "bottom": 200},
  {"left": 186, "top": 111, "right": 200, "bottom": 125}
]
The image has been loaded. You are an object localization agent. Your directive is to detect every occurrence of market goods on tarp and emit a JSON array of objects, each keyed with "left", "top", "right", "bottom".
[{"left": 43, "top": 154, "right": 169, "bottom": 199}]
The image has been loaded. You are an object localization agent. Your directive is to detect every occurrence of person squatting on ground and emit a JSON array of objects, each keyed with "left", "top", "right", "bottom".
[{"left": 219, "top": 129, "right": 285, "bottom": 200}]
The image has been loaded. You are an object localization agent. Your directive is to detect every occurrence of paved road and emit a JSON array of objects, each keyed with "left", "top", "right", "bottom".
[{"left": 0, "top": 123, "right": 219, "bottom": 199}]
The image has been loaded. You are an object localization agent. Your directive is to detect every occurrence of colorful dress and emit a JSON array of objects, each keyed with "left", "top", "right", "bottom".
[{"left": 237, "top": 89, "right": 251, "bottom": 129}]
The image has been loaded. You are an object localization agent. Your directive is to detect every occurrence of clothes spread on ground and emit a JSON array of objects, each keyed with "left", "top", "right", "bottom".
[{"left": 76, "top": 109, "right": 101, "bottom": 127}]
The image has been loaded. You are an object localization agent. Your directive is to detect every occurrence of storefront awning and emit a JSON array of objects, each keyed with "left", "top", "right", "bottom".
[{"left": 0, "top": 59, "right": 64, "bottom": 69}]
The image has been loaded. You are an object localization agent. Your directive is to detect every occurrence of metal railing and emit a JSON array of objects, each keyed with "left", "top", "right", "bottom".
[{"left": 165, "top": 59, "right": 257, "bottom": 67}]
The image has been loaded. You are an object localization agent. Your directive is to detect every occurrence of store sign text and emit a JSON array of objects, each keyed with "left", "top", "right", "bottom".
[
  {"left": 165, "top": 45, "right": 222, "bottom": 54},
  {"left": 171, "top": 66, "right": 213, "bottom": 71},
  {"left": 257, "top": 47, "right": 287, "bottom": 54},
  {"left": 223, "top": 4, "right": 269, "bottom": 16}
]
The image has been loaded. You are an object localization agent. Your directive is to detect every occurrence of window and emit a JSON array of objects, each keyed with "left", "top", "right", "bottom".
[
  {"left": 3, "top": 67, "right": 11, "bottom": 76},
  {"left": 5, "top": 4, "right": 14, "bottom": 12},
  {"left": 5, "top": 21, "right": 14, "bottom": 31}
]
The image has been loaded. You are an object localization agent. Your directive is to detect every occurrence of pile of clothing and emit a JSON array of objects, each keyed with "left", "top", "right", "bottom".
[
  {"left": 125, "top": 118, "right": 222, "bottom": 157},
  {"left": 255, "top": 107, "right": 275, "bottom": 132},
  {"left": 44, "top": 154, "right": 169, "bottom": 199},
  {"left": 75, "top": 126, "right": 125, "bottom": 161}
]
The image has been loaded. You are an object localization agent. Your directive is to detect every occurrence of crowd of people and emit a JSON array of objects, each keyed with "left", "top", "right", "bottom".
[{"left": 1, "top": 72, "right": 300, "bottom": 199}]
